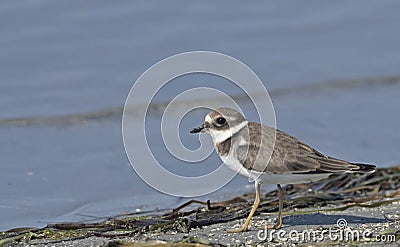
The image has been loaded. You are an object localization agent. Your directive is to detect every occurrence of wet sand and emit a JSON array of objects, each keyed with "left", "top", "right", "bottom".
[
  {"left": 7, "top": 198, "right": 398, "bottom": 246},
  {"left": 2, "top": 166, "right": 399, "bottom": 246}
]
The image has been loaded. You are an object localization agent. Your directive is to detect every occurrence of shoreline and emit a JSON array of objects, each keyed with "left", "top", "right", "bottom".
[{"left": 1, "top": 165, "right": 399, "bottom": 246}]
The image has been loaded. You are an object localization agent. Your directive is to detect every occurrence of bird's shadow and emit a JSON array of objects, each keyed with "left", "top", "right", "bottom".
[{"left": 281, "top": 212, "right": 385, "bottom": 226}]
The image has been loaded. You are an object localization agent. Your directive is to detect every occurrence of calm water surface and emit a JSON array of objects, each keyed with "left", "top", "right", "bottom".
[{"left": 1, "top": 1, "right": 400, "bottom": 230}]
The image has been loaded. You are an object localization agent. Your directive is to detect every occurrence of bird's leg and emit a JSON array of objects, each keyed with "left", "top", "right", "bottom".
[
  {"left": 263, "top": 184, "right": 284, "bottom": 229},
  {"left": 227, "top": 182, "right": 261, "bottom": 233}
]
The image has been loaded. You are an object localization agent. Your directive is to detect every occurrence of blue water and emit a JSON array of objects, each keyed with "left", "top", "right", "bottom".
[{"left": 1, "top": 1, "right": 400, "bottom": 231}]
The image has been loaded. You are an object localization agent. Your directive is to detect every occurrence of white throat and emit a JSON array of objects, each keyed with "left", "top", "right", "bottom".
[{"left": 209, "top": 120, "right": 248, "bottom": 143}]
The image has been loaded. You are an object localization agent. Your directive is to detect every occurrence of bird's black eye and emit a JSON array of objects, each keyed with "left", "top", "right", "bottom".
[{"left": 216, "top": 117, "right": 226, "bottom": 125}]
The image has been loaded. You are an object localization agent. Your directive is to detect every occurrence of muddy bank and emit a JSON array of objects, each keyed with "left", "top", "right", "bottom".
[{"left": 1, "top": 166, "right": 399, "bottom": 246}]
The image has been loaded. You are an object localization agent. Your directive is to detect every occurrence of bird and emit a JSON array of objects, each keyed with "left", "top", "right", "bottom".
[{"left": 190, "top": 107, "right": 375, "bottom": 233}]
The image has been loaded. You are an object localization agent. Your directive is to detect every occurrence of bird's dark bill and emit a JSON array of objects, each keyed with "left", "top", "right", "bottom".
[{"left": 190, "top": 124, "right": 204, "bottom": 133}]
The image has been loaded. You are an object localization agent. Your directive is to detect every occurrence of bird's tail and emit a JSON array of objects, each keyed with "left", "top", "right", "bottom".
[{"left": 350, "top": 163, "right": 376, "bottom": 173}]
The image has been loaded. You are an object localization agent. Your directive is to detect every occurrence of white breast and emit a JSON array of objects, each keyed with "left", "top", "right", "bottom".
[{"left": 220, "top": 153, "right": 260, "bottom": 182}]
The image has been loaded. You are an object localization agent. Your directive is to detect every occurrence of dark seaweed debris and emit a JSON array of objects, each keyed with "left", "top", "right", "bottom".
[{"left": 1, "top": 165, "right": 399, "bottom": 246}]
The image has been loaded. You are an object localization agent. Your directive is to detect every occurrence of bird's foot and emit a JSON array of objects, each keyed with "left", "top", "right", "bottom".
[
  {"left": 226, "top": 225, "right": 248, "bottom": 233},
  {"left": 258, "top": 223, "right": 283, "bottom": 230}
]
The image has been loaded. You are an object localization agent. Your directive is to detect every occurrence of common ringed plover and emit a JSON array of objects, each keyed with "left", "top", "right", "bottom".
[{"left": 190, "top": 107, "right": 375, "bottom": 232}]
